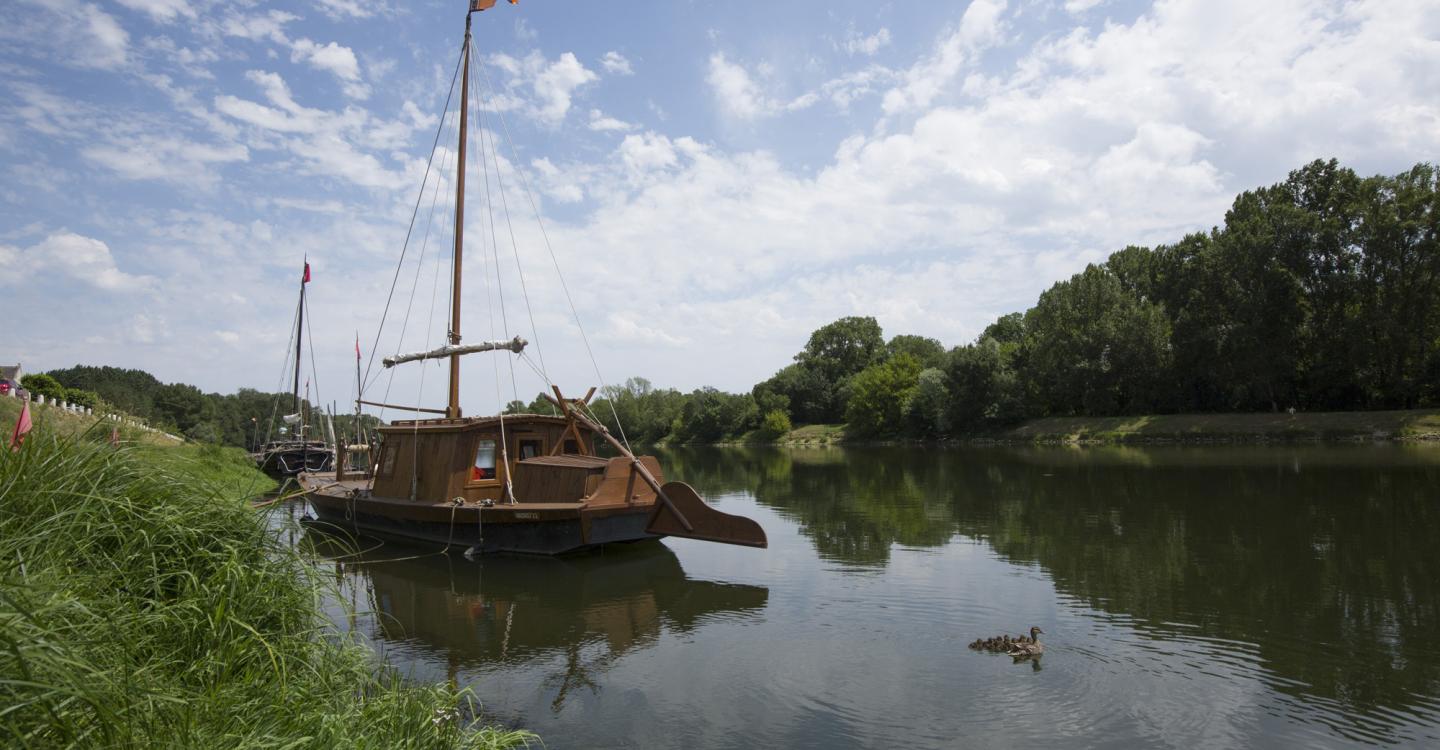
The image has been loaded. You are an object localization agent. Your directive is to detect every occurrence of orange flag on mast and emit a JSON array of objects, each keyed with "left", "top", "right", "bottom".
[{"left": 9, "top": 399, "right": 32, "bottom": 452}]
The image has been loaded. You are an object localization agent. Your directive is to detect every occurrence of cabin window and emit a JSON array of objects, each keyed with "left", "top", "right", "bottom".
[
  {"left": 563, "top": 439, "right": 579, "bottom": 454},
  {"left": 472, "top": 439, "right": 497, "bottom": 481},
  {"left": 518, "top": 438, "right": 543, "bottom": 460}
]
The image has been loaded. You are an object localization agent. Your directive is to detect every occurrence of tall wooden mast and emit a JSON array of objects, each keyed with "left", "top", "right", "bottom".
[
  {"left": 447, "top": 11, "right": 473, "bottom": 419},
  {"left": 294, "top": 257, "right": 307, "bottom": 416}
]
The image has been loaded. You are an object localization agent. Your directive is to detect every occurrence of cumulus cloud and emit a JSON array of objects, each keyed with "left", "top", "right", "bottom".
[
  {"left": 6, "top": 0, "right": 131, "bottom": 68},
  {"left": 841, "top": 26, "right": 892, "bottom": 56},
  {"left": 706, "top": 53, "right": 818, "bottom": 120},
  {"left": 600, "top": 51, "right": 633, "bottom": 75},
  {"left": 82, "top": 136, "right": 248, "bottom": 187},
  {"left": 588, "top": 109, "right": 634, "bottom": 132},
  {"left": 2, "top": 232, "right": 156, "bottom": 292},
  {"left": 213, "top": 70, "right": 417, "bottom": 189},
  {"left": 290, "top": 38, "right": 370, "bottom": 99},
  {"left": 219, "top": 9, "right": 296, "bottom": 45},
  {"left": 882, "top": 0, "right": 1007, "bottom": 115},
  {"left": 116, "top": 0, "right": 195, "bottom": 23},
  {"left": 487, "top": 50, "right": 598, "bottom": 124},
  {"left": 313, "top": 0, "right": 384, "bottom": 20}
]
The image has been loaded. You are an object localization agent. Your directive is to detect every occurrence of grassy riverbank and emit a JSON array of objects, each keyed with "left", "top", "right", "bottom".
[
  {"left": 760, "top": 408, "right": 1440, "bottom": 446},
  {"left": 0, "top": 420, "right": 533, "bottom": 747}
]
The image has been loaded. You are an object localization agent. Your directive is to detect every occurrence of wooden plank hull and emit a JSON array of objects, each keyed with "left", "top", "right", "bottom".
[{"left": 306, "top": 487, "right": 661, "bottom": 555}]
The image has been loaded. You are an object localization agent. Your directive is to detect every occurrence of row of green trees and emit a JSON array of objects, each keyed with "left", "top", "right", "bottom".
[
  {"left": 586, "top": 159, "right": 1440, "bottom": 441},
  {"left": 42, "top": 365, "right": 373, "bottom": 448}
]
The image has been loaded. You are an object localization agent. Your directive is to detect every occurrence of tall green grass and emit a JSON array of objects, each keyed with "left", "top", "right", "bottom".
[{"left": 0, "top": 429, "right": 534, "bottom": 748}]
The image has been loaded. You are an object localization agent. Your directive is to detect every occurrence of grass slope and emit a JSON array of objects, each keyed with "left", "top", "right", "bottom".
[{"left": 0, "top": 425, "right": 533, "bottom": 748}]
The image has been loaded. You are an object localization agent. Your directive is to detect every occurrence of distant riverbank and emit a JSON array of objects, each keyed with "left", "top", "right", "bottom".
[{"left": 740, "top": 409, "right": 1440, "bottom": 447}]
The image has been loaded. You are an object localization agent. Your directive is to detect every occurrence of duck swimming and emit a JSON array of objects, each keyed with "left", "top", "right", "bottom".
[{"left": 1006, "top": 626, "right": 1045, "bottom": 658}]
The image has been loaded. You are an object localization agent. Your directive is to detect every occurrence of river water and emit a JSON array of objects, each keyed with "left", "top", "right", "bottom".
[{"left": 285, "top": 444, "right": 1440, "bottom": 748}]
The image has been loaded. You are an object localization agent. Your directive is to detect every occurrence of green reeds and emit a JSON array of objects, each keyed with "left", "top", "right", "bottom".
[{"left": 0, "top": 431, "right": 533, "bottom": 749}]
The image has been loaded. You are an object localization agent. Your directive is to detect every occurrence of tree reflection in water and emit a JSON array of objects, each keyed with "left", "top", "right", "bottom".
[{"left": 660, "top": 444, "right": 1440, "bottom": 729}]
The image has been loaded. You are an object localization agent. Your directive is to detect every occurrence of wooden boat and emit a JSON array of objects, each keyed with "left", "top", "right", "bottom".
[
  {"left": 298, "top": 1, "right": 765, "bottom": 556},
  {"left": 254, "top": 260, "right": 335, "bottom": 476}
]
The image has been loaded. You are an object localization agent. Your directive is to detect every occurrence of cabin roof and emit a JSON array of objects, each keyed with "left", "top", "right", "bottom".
[
  {"left": 380, "top": 412, "right": 576, "bottom": 433},
  {"left": 519, "top": 454, "right": 611, "bottom": 469}
]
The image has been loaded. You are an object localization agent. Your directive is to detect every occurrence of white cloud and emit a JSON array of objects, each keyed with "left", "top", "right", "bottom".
[
  {"left": 602, "top": 313, "right": 690, "bottom": 347},
  {"left": 600, "top": 51, "right": 633, "bottom": 75},
  {"left": 1064, "top": 0, "right": 1106, "bottom": 14},
  {"left": 486, "top": 50, "right": 598, "bottom": 125},
  {"left": 841, "top": 27, "right": 892, "bottom": 56},
  {"left": 705, "top": 53, "right": 818, "bottom": 120},
  {"left": 882, "top": 0, "right": 1007, "bottom": 116},
  {"left": 82, "top": 137, "right": 248, "bottom": 187},
  {"left": 8, "top": 0, "right": 131, "bottom": 68},
  {"left": 2, "top": 231, "right": 156, "bottom": 292},
  {"left": 290, "top": 38, "right": 370, "bottom": 99},
  {"left": 220, "top": 9, "right": 297, "bottom": 45},
  {"left": 116, "top": 0, "right": 194, "bottom": 23},
  {"left": 127, "top": 312, "right": 166, "bottom": 344},
  {"left": 213, "top": 70, "right": 417, "bottom": 189},
  {"left": 313, "top": 0, "right": 385, "bottom": 20},
  {"left": 588, "top": 109, "right": 634, "bottom": 132}
]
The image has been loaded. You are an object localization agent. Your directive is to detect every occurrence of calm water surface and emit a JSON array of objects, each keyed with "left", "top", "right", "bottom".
[{"left": 287, "top": 445, "right": 1440, "bottom": 748}]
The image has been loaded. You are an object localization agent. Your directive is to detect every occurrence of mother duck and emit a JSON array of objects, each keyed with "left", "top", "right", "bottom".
[{"left": 1007, "top": 626, "right": 1044, "bottom": 658}]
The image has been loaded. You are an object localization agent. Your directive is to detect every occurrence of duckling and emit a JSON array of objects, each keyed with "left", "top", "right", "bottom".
[{"left": 1007, "top": 626, "right": 1045, "bottom": 658}]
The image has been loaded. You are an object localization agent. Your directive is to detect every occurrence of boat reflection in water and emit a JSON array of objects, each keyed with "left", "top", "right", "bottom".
[{"left": 304, "top": 532, "right": 768, "bottom": 710}]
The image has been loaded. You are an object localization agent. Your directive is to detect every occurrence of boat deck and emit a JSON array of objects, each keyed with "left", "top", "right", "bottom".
[{"left": 303, "top": 475, "right": 590, "bottom": 511}]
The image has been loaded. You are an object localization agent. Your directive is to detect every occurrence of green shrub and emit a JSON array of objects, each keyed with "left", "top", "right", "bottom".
[{"left": 758, "top": 409, "right": 792, "bottom": 440}]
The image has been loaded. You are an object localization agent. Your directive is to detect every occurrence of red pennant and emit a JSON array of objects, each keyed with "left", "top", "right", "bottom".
[{"left": 10, "top": 399, "right": 32, "bottom": 452}]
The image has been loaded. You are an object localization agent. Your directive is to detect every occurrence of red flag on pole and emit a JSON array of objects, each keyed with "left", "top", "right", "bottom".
[
  {"left": 302, "top": 262, "right": 311, "bottom": 284},
  {"left": 10, "top": 399, "right": 32, "bottom": 452},
  {"left": 355, "top": 333, "right": 361, "bottom": 361}
]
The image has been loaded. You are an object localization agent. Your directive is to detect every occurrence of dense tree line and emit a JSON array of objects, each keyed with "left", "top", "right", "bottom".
[{"left": 43, "top": 365, "right": 375, "bottom": 448}]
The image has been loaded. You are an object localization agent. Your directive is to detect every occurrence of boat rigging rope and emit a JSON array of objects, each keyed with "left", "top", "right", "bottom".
[
  {"left": 476, "top": 52, "right": 634, "bottom": 453},
  {"left": 360, "top": 43, "right": 465, "bottom": 397}
]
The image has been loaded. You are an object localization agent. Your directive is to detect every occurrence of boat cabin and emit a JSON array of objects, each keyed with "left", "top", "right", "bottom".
[{"left": 367, "top": 413, "right": 631, "bottom": 504}]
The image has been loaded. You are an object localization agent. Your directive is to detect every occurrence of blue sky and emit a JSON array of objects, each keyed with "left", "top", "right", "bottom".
[{"left": 3, "top": 0, "right": 1438, "bottom": 416}]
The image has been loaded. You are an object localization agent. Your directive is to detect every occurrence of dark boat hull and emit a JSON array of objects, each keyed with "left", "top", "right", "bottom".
[
  {"left": 257, "top": 446, "right": 335, "bottom": 476},
  {"left": 305, "top": 489, "right": 660, "bottom": 556}
]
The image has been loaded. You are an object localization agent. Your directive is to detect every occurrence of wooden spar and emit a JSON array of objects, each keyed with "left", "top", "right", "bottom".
[
  {"left": 447, "top": 13, "right": 472, "bottom": 419},
  {"left": 546, "top": 389, "right": 694, "bottom": 532},
  {"left": 357, "top": 399, "right": 447, "bottom": 414},
  {"left": 383, "top": 336, "right": 527, "bottom": 367}
]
